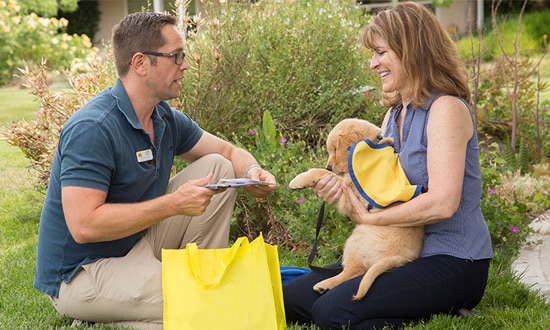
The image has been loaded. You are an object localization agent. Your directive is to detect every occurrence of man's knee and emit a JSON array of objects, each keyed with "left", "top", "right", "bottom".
[{"left": 167, "top": 154, "right": 235, "bottom": 193}]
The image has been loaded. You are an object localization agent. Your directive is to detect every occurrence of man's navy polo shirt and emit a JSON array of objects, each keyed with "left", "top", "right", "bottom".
[{"left": 34, "top": 79, "right": 203, "bottom": 297}]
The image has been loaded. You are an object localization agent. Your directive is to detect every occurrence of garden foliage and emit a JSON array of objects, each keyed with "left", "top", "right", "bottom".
[
  {"left": 2, "top": 0, "right": 549, "bottom": 261},
  {"left": 174, "top": 0, "right": 384, "bottom": 146},
  {"left": 57, "top": 0, "right": 101, "bottom": 42},
  {"left": 2, "top": 2, "right": 550, "bottom": 329},
  {"left": 3, "top": 56, "right": 116, "bottom": 188},
  {"left": 17, "top": 0, "right": 78, "bottom": 17},
  {"left": 0, "top": 0, "right": 97, "bottom": 86},
  {"left": 456, "top": 7, "right": 549, "bottom": 164}
]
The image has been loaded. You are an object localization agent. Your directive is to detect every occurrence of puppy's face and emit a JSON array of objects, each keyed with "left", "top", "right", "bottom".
[{"left": 325, "top": 119, "right": 383, "bottom": 175}]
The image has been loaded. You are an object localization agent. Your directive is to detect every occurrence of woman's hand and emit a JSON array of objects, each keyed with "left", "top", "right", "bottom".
[
  {"left": 344, "top": 184, "right": 376, "bottom": 225},
  {"left": 312, "top": 173, "right": 343, "bottom": 205}
]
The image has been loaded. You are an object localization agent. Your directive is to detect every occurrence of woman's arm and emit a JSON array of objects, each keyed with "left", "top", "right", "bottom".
[{"left": 348, "top": 96, "right": 474, "bottom": 227}]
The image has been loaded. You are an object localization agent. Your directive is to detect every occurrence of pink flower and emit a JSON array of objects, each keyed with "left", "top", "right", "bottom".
[
  {"left": 509, "top": 226, "right": 520, "bottom": 233},
  {"left": 296, "top": 197, "right": 305, "bottom": 203},
  {"left": 249, "top": 129, "right": 257, "bottom": 135},
  {"left": 487, "top": 188, "right": 496, "bottom": 194},
  {"left": 279, "top": 137, "right": 287, "bottom": 144}
]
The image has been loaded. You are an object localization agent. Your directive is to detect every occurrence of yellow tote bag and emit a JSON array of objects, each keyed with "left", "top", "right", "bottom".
[{"left": 162, "top": 233, "right": 286, "bottom": 330}]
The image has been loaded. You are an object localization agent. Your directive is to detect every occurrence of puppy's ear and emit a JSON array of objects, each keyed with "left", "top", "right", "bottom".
[
  {"left": 330, "top": 135, "right": 340, "bottom": 152},
  {"left": 342, "top": 132, "right": 360, "bottom": 149}
]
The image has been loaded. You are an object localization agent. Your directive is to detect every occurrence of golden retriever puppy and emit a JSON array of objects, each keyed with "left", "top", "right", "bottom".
[{"left": 289, "top": 118, "right": 424, "bottom": 300}]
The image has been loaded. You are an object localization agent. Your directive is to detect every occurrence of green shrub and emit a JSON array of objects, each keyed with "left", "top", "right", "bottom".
[
  {"left": 2, "top": 0, "right": 549, "bottom": 262},
  {"left": 0, "top": 0, "right": 96, "bottom": 85},
  {"left": 459, "top": 10, "right": 547, "bottom": 63},
  {"left": 486, "top": 15, "right": 541, "bottom": 57},
  {"left": 456, "top": 35, "right": 494, "bottom": 63},
  {"left": 479, "top": 142, "right": 550, "bottom": 259},
  {"left": 57, "top": 0, "right": 101, "bottom": 42},
  {"left": 2, "top": 56, "right": 116, "bottom": 188},
  {"left": 523, "top": 9, "right": 550, "bottom": 48},
  {"left": 17, "top": 0, "right": 78, "bottom": 17},
  {"left": 176, "top": 0, "right": 384, "bottom": 146},
  {"left": 227, "top": 110, "right": 353, "bottom": 261},
  {"left": 473, "top": 56, "right": 550, "bottom": 162}
]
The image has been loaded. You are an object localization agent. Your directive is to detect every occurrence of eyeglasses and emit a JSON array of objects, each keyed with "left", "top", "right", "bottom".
[{"left": 142, "top": 51, "right": 186, "bottom": 65}]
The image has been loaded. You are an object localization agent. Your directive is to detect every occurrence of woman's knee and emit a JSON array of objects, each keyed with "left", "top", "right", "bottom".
[{"left": 311, "top": 296, "right": 355, "bottom": 329}]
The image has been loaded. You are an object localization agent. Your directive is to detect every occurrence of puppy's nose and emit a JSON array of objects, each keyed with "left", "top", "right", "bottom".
[{"left": 326, "top": 165, "right": 333, "bottom": 172}]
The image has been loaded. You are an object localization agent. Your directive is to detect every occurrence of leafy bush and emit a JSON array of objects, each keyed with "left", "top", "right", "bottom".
[
  {"left": 2, "top": 0, "right": 549, "bottom": 262},
  {"left": 17, "top": 0, "right": 78, "bottom": 17},
  {"left": 486, "top": 15, "right": 541, "bottom": 57},
  {"left": 479, "top": 142, "right": 550, "bottom": 258},
  {"left": 175, "top": 0, "right": 384, "bottom": 146},
  {"left": 2, "top": 0, "right": 384, "bottom": 183},
  {"left": 522, "top": 9, "right": 550, "bottom": 48},
  {"left": 458, "top": 10, "right": 547, "bottom": 63},
  {"left": 2, "top": 55, "right": 116, "bottom": 188},
  {"left": 473, "top": 57, "right": 550, "bottom": 162},
  {"left": 0, "top": 0, "right": 97, "bottom": 85},
  {"left": 456, "top": 35, "right": 494, "bottom": 63},
  {"left": 57, "top": 0, "right": 101, "bottom": 42},
  {"left": 227, "top": 110, "right": 353, "bottom": 262}
]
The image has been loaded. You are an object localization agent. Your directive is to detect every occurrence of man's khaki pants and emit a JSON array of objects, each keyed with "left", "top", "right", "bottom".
[{"left": 49, "top": 154, "right": 237, "bottom": 329}]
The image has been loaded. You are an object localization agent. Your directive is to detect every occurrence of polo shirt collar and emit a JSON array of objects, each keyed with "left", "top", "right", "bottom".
[{"left": 111, "top": 78, "right": 167, "bottom": 130}]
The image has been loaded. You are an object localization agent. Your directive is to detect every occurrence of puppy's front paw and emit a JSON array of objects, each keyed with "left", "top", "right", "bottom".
[
  {"left": 313, "top": 281, "right": 330, "bottom": 295},
  {"left": 288, "top": 173, "right": 311, "bottom": 189},
  {"left": 288, "top": 168, "right": 331, "bottom": 190}
]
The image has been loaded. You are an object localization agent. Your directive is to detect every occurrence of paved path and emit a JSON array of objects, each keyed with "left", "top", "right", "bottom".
[{"left": 512, "top": 209, "right": 550, "bottom": 302}]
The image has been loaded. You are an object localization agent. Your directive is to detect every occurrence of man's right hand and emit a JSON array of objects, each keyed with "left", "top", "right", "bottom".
[{"left": 169, "top": 174, "right": 227, "bottom": 217}]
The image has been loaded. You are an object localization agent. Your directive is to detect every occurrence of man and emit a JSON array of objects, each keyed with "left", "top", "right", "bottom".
[{"left": 34, "top": 12, "right": 276, "bottom": 328}]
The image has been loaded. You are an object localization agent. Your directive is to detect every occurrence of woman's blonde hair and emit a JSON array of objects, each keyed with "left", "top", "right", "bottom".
[{"left": 360, "top": 1, "right": 470, "bottom": 108}]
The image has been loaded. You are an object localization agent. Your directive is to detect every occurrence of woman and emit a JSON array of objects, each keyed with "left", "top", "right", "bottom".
[{"left": 283, "top": 2, "right": 493, "bottom": 329}]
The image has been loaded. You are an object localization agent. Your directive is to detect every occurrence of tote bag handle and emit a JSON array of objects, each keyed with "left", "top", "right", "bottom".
[{"left": 187, "top": 236, "right": 248, "bottom": 288}]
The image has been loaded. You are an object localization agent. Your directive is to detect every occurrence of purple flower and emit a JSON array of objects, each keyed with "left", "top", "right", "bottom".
[
  {"left": 279, "top": 137, "right": 287, "bottom": 144},
  {"left": 249, "top": 129, "right": 257, "bottom": 135},
  {"left": 296, "top": 197, "right": 305, "bottom": 203},
  {"left": 509, "top": 226, "right": 520, "bottom": 233},
  {"left": 487, "top": 188, "right": 496, "bottom": 194}
]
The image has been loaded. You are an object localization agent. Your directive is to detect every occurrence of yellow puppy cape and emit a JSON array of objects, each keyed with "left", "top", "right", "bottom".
[{"left": 348, "top": 139, "right": 424, "bottom": 209}]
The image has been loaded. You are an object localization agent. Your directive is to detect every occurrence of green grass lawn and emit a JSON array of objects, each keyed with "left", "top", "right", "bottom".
[
  {"left": 0, "top": 87, "right": 40, "bottom": 129},
  {"left": 539, "top": 55, "right": 550, "bottom": 104},
  {"left": 1, "top": 82, "right": 550, "bottom": 329}
]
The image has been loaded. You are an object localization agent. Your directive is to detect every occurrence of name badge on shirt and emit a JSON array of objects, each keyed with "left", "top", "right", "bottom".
[{"left": 136, "top": 149, "right": 154, "bottom": 163}]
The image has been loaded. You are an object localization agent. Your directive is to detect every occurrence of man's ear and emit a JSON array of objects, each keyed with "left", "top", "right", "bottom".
[{"left": 130, "top": 53, "right": 149, "bottom": 76}]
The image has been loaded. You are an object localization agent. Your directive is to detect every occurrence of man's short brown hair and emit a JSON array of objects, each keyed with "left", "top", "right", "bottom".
[{"left": 112, "top": 12, "right": 177, "bottom": 77}]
